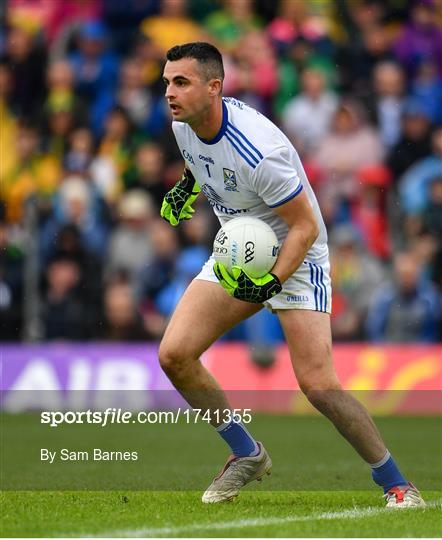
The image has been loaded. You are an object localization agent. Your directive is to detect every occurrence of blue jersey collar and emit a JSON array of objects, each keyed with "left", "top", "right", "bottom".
[{"left": 197, "top": 100, "right": 228, "bottom": 145}]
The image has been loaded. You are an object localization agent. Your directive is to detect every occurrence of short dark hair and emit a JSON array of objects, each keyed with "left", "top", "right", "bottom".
[{"left": 166, "top": 42, "right": 224, "bottom": 82}]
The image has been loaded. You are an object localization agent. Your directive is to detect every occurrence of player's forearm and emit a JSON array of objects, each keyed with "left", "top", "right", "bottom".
[{"left": 271, "top": 221, "right": 319, "bottom": 284}]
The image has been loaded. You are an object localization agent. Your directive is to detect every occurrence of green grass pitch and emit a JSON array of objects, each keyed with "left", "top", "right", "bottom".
[{"left": 1, "top": 414, "right": 441, "bottom": 537}]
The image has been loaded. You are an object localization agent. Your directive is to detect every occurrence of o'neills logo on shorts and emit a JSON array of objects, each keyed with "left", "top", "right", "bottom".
[{"left": 286, "top": 294, "right": 309, "bottom": 302}]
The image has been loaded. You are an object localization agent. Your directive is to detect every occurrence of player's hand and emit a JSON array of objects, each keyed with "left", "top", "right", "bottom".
[
  {"left": 213, "top": 262, "right": 282, "bottom": 304},
  {"left": 160, "top": 168, "right": 200, "bottom": 226}
]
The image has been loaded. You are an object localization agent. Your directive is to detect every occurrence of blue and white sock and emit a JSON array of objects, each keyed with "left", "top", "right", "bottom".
[
  {"left": 370, "top": 450, "right": 408, "bottom": 493},
  {"left": 216, "top": 419, "right": 259, "bottom": 457}
]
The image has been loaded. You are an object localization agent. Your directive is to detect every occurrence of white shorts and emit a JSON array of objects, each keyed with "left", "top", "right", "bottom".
[{"left": 195, "top": 255, "right": 332, "bottom": 314}]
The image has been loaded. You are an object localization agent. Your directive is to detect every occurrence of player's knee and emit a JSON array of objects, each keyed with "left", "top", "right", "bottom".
[
  {"left": 158, "top": 342, "right": 190, "bottom": 377},
  {"left": 298, "top": 369, "right": 342, "bottom": 404},
  {"left": 158, "top": 342, "right": 178, "bottom": 374},
  {"left": 302, "top": 387, "right": 342, "bottom": 413},
  {"left": 301, "top": 379, "right": 343, "bottom": 416}
]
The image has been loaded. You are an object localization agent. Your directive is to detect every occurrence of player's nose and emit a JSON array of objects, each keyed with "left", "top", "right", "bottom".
[{"left": 165, "top": 85, "right": 175, "bottom": 99}]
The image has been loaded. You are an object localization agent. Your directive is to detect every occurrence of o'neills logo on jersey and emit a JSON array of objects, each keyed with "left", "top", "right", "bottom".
[
  {"left": 198, "top": 154, "right": 214, "bottom": 164},
  {"left": 223, "top": 168, "right": 238, "bottom": 192}
]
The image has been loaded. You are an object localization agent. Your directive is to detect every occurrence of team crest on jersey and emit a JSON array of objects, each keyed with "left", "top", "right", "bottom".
[{"left": 223, "top": 168, "right": 238, "bottom": 192}]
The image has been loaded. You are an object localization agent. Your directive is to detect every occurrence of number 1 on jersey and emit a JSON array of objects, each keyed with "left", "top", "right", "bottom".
[{"left": 205, "top": 163, "right": 211, "bottom": 178}]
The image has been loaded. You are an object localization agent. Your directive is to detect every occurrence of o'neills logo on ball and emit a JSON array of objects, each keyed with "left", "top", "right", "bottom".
[
  {"left": 244, "top": 241, "right": 255, "bottom": 263},
  {"left": 215, "top": 230, "right": 227, "bottom": 245},
  {"left": 231, "top": 240, "right": 238, "bottom": 265}
]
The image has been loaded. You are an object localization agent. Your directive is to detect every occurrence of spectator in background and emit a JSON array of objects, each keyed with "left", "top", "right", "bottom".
[
  {"left": 267, "top": 0, "right": 332, "bottom": 57},
  {"left": 366, "top": 250, "right": 440, "bottom": 342},
  {"left": 0, "top": 62, "right": 18, "bottom": 185},
  {"left": 136, "top": 220, "right": 180, "bottom": 339},
  {"left": 273, "top": 35, "right": 336, "bottom": 119},
  {"left": 122, "top": 143, "right": 167, "bottom": 210},
  {"left": 338, "top": 0, "right": 386, "bottom": 46},
  {"left": 409, "top": 229, "right": 441, "bottom": 292},
  {"left": 3, "top": 121, "right": 60, "bottom": 223},
  {"left": 330, "top": 224, "right": 387, "bottom": 341},
  {"left": 64, "top": 125, "right": 125, "bottom": 214},
  {"left": 337, "top": 22, "right": 394, "bottom": 96},
  {"left": 69, "top": 20, "right": 118, "bottom": 136},
  {"left": 6, "top": 0, "right": 59, "bottom": 39},
  {"left": 422, "top": 176, "right": 442, "bottom": 241},
  {"left": 4, "top": 24, "right": 47, "bottom": 119},
  {"left": 204, "top": 0, "right": 261, "bottom": 53},
  {"left": 34, "top": 0, "right": 103, "bottom": 48},
  {"left": 96, "top": 107, "right": 134, "bottom": 203},
  {"left": 131, "top": 32, "right": 165, "bottom": 91},
  {"left": 365, "top": 61, "right": 406, "bottom": 149},
  {"left": 50, "top": 222, "right": 103, "bottom": 328},
  {"left": 41, "top": 254, "right": 89, "bottom": 340},
  {"left": 399, "top": 127, "right": 442, "bottom": 222},
  {"left": 99, "top": 274, "right": 148, "bottom": 341},
  {"left": 106, "top": 190, "right": 155, "bottom": 286},
  {"left": 282, "top": 66, "right": 337, "bottom": 156},
  {"left": 136, "top": 219, "right": 179, "bottom": 306},
  {"left": 314, "top": 100, "right": 384, "bottom": 225},
  {"left": 396, "top": 173, "right": 442, "bottom": 288},
  {"left": 386, "top": 98, "right": 433, "bottom": 182},
  {"left": 140, "top": 0, "right": 204, "bottom": 56},
  {"left": 228, "top": 30, "right": 278, "bottom": 114},
  {"left": 411, "top": 59, "right": 442, "bottom": 125},
  {"left": 41, "top": 175, "right": 109, "bottom": 262},
  {"left": 115, "top": 56, "right": 167, "bottom": 136},
  {"left": 64, "top": 127, "right": 95, "bottom": 175},
  {"left": 44, "top": 59, "right": 88, "bottom": 118},
  {"left": 0, "top": 221, "right": 24, "bottom": 340},
  {"left": 155, "top": 245, "right": 209, "bottom": 319},
  {"left": 116, "top": 57, "right": 151, "bottom": 129},
  {"left": 179, "top": 210, "right": 214, "bottom": 252},
  {"left": 42, "top": 95, "right": 77, "bottom": 161},
  {"left": 101, "top": 0, "right": 156, "bottom": 56},
  {"left": 352, "top": 165, "right": 392, "bottom": 260},
  {"left": 42, "top": 60, "right": 88, "bottom": 158},
  {"left": 393, "top": 0, "right": 442, "bottom": 80}
]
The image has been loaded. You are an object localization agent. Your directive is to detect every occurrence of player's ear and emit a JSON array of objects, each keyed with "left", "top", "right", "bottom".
[{"left": 208, "top": 78, "right": 222, "bottom": 97}]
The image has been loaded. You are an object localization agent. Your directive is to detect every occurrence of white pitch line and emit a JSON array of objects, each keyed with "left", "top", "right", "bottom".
[{"left": 84, "top": 500, "right": 440, "bottom": 538}]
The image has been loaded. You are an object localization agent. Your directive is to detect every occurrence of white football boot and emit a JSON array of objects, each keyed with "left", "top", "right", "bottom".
[
  {"left": 202, "top": 442, "right": 272, "bottom": 503},
  {"left": 384, "top": 483, "right": 426, "bottom": 508}
]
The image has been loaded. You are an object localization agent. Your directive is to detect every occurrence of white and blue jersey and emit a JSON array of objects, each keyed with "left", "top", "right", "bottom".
[{"left": 172, "top": 97, "right": 331, "bottom": 313}]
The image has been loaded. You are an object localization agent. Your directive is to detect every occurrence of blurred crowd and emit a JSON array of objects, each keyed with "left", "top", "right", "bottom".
[{"left": 0, "top": 0, "right": 441, "bottom": 345}]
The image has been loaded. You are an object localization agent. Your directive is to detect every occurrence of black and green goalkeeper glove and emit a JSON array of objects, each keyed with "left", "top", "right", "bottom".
[
  {"left": 160, "top": 168, "right": 201, "bottom": 226},
  {"left": 213, "top": 263, "right": 282, "bottom": 304}
]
